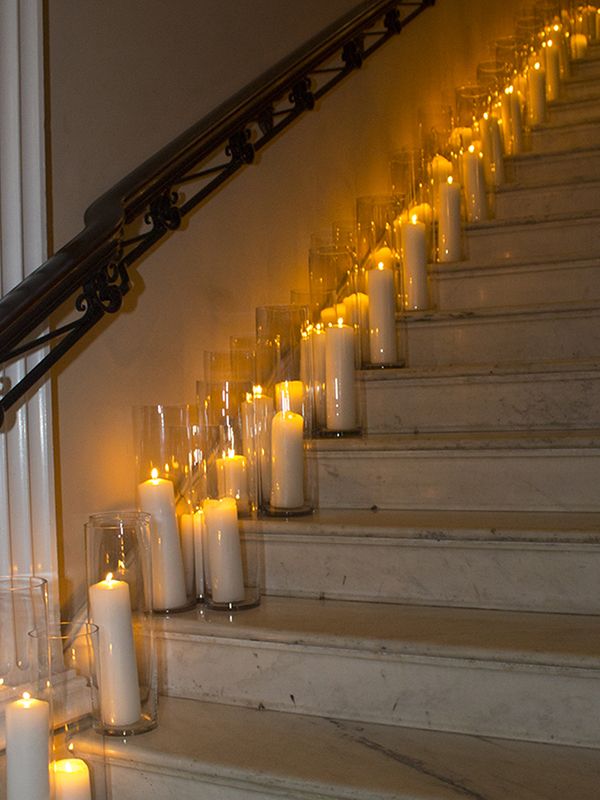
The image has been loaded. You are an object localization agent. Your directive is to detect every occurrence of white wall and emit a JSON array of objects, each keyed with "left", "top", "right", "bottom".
[{"left": 48, "top": 0, "right": 522, "bottom": 613}]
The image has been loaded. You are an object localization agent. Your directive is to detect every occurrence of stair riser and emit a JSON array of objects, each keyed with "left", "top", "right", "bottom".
[
  {"left": 572, "top": 57, "right": 600, "bottom": 81},
  {"left": 548, "top": 98, "right": 600, "bottom": 125},
  {"left": 105, "top": 765, "right": 280, "bottom": 800},
  {"left": 465, "top": 215, "right": 600, "bottom": 264},
  {"left": 563, "top": 77, "right": 600, "bottom": 100},
  {"left": 494, "top": 180, "right": 600, "bottom": 220},
  {"left": 435, "top": 260, "right": 600, "bottom": 309},
  {"left": 507, "top": 150, "right": 600, "bottom": 184},
  {"left": 404, "top": 308, "right": 600, "bottom": 366},
  {"left": 259, "top": 533, "right": 600, "bottom": 614},
  {"left": 158, "top": 635, "right": 600, "bottom": 747},
  {"left": 315, "top": 448, "right": 600, "bottom": 512},
  {"left": 363, "top": 370, "right": 600, "bottom": 433},
  {"left": 531, "top": 121, "right": 600, "bottom": 153}
]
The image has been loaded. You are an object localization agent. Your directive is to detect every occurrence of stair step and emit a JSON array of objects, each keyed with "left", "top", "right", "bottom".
[
  {"left": 563, "top": 73, "right": 600, "bottom": 101},
  {"left": 530, "top": 117, "right": 600, "bottom": 152},
  {"left": 73, "top": 695, "right": 600, "bottom": 800},
  {"left": 433, "top": 255, "right": 600, "bottom": 310},
  {"left": 506, "top": 145, "right": 600, "bottom": 184},
  {"left": 464, "top": 211, "right": 600, "bottom": 264},
  {"left": 244, "top": 508, "right": 600, "bottom": 613},
  {"left": 360, "top": 360, "right": 600, "bottom": 433},
  {"left": 153, "top": 596, "right": 600, "bottom": 746},
  {"left": 548, "top": 94, "right": 600, "bottom": 125},
  {"left": 493, "top": 176, "right": 600, "bottom": 220},
  {"left": 572, "top": 53, "right": 600, "bottom": 81},
  {"left": 401, "top": 301, "right": 600, "bottom": 367},
  {"left": 314, "top": 430, "right": 600, "bottom": 512}
]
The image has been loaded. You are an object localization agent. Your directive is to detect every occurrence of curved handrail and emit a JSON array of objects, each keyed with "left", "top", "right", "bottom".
[{"left": 0, "top": 0, "right": 434, "bottom": 423}]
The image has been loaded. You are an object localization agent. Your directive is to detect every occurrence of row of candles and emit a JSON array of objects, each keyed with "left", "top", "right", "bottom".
[{"left": 4, "top": 3, "right": 598, "bottom": 798}]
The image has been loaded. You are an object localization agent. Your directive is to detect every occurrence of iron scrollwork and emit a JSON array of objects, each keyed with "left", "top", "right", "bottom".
[
  {"left": 146, "top": 191, "right": 181, "bottom": 233},
  {"left": 76, "top": 258, "right": 130, "bottom": 318},
  {"left": 290, "top": 78, "right": 315, "bottom": 111},
  {"left": 226, "top": 129, "right": 255, "bottom": 164},
  {"left": 342, "top": 38, "right": 365, "bottom": 70}
]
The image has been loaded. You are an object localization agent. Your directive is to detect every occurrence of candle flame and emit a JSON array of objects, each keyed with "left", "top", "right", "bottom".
[
  {"left": 227, "top": 448, "right": 236, "bottom": 459},
  {"left": 411, "top": 213, "right": 418, "bottom": 224},
  {"left": 252, "top": 384, "right": 263, "bottom": 398},
  {"left": 547, "top": 39, "right": 554, "bottom": 47},
  {"left": 468, "top": 144, "right": 475, "bottom": 154},
  {"left": 534, "top": 61, "right": 541, "bottom": 70},
  {"left": 483, "top": 111, "right": 489, "bottom": 120},
  {"left": 106, "top": 572, "right": 114, "bottom": 584},
  {"left": 553, "top": 23, "right": 560, "bottom": 30},
  {"left": 447, "top": 176, "right": 453, "bottom": 185},
  {"left": 22, "top": 691, "right": 31, "bottom": 700},
  {"left": 337, "top": 317, "right": 344, "bottom": 327},
  {"left": 150, "top": 467, "right": 159, "bottom": 481},
  {"left": 377, "top": 262, "right": 385, "bottom": 270},
  {"left": 505, "top": 85, "right": 514, "bottom": 95}
]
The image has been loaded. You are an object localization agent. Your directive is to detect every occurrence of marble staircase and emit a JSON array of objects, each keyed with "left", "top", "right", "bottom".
[{"left": 77, "top": 47, "right": 600, "bottom": 800}]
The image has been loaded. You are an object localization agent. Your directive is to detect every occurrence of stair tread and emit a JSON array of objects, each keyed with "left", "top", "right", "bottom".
[
  {"left": 396, "top": 298, "right": 600, "bottom": 324},
  {"left": 358, "top": 357, "right": 600, "bottom": 382},
  {"left": 313, "top": 428, "right": 600, "bottom": 452},
  {"left": 429, "top": 252, "right": 600, "bottom": 275},
  {"left": 241, "top": 507, "right": 600, "bottom": 542},
  {"left": 465, "top": 206, "right": 600, "bottom": 233},
  {"left": 155, "top": 596, "right": 600, "bottom": 668},
  {"left": 75, "top": 696, "right": 600, "bottom": 800}
]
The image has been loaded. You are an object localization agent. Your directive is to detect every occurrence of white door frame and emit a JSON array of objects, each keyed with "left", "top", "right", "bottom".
[{"left": 0, "top": 0, "right": 59, "bottom": 615}]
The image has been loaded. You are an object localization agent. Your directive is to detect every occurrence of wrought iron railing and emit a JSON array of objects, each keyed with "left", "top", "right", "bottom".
[{"left": 0, "top": 0, "right": 434, "bottom": 426}]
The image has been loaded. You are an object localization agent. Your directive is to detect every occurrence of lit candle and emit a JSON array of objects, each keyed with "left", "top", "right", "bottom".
[
  {"left": 401, "top": 215, "right": 429, "bottom": 309},
  {"left": 430, "top": 154, "right": 454, "bottom": 219},
  {"left": 193, "top": 508, "right": 205, "bottom": 598},
  {"left": 438, "top": 177, "right": 462, "bottom": 262},
  {"left": 570, "top": 33, "right": 588, "bottom": 59},
  {"left": 528, "top": 62, "right": 546, "bottom": 126},
  {"left": 88, "top": 573, "right": 141, "bottom": 727},
  {"left": 52, "top": 758, "right": 91, "bottom": 800},
  {"left": 342, "top": 291, "right": 369, "bottom": 364},
  {"left": 325, "top": 319, "right": 357, "bottom": 431},
  {"left": 511, "top": 87, "right": 524, "bottom": 154},
  {"left": 461, "top": 145, "right": 488, "bottom": 223},
  {"left": 6, "top": 692, "right": 50, "bottom": 800},
  {"left": 500, "top": 88, "right": 513, "bottom": 154},
  {"left": 311, "top": 325, "right": 327, "bottom": 426},
  {"left": 544, "top": 40, "right": 560, "bottom": 101},
  {"left": 203, "top": 497, "right": 245, "bottom": 604},
  {"left": 270, "top": 410, "right": 304, "bottom": 509},
  {"left": 367, "top": 251, "right": 397, "bottom": 365},
  {"left": 275, "top": 379, "right": 304, "bottom": 414},
  {"left": 178, "top": 512, "right": 196, "bottom": 596},
  {"left": 320, "top": 302, "right": 346, "bottom": 326},
  {"left": 216, "top": 449, "right": 250, "bottom": 514},
  {"left": 137, "top": 468, "right": 187, "bottom": 611}
]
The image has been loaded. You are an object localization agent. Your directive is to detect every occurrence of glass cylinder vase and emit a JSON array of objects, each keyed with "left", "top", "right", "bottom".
[
  {"left": 85, "top": 511, "right": 158, "bottom": 736},
  {"left": 133, "top": 404, "right": 196, "bottom": 612},
  {"left": 255, "top": 304, "right": 315, "bottom": 515},
  {"left": 0, "top": 576, "right": 51, "bottom": 800}
]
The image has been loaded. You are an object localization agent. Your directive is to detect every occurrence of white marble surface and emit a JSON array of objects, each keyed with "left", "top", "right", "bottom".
[
  {"left": 434, "top": 256, "right": 600, "bottom": 309},
  {"left": 314, "top": 431, "right": 600, "bottom": 512},
  {"left": 531, "top": 117, "right": 600, "bottom": 153},
  {"left": 548, "top": 94, "right": 600, "bottom": 126},
  {"left": 563, "top": 73, "right": 600, "bottom": 100},
  {"left": 465, "top": 211, "right": 600, "bottom": 264},
  {"left": 361, "top": 359, "right": 600, "bottom": 433},
  {"left": 402, "top": 301, "right": 600, "bottom": 367},
  {"left": 155, "top": 597, "right": 600, "bottom": 746},
  {"left": 73, "top": 696, "right": 600, "bottom": 800},
  {"left": 506, "top": 146, "right": 600, "bottom": 185},
  {"left": 494, "top": 177, "right": 600, "bottom": 220},
  {"left": 242, "top": 509, "right": 600, "bottom": 613}
]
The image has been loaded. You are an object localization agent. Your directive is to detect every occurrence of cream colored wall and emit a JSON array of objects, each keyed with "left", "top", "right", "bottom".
[{"left": 49, "top": 0, "right": 522, "bottom": 613}]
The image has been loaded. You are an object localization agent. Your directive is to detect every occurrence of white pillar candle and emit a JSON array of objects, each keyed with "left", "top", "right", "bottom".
[
  {"left": 325, "top": 321, "right": 357, "bottom": 431},
  {"left": 52, "top": 758, "right": 91, "bottom": 800},
  {"left": 367, "top": 256, "right": 397, "bottom": 365},
  {"left": 401, "top": 216, "right": 429, "bottom": 309},
  {"left": 570, "top": 33, "right": 588, "bottom": 59},
  {"left": 216, "top": 451, "right": 250, "bottom": 514},
  {"left": 430, "top": 154, "right": 454, "bottom": 218},
  {"left": 299, "top": 329, "right": 312, "bottom": 387},
  {"left": 449, "top": 126, "right": 472, "bottom": 150},
  {"left": 342, "top": 291, "right": 369, "bottom": 365},
  {"left": 178, "top": 513, "right": 196, "bottom": 596},
  {"left": 270, "top": 410, "right": 304, "bottom": 509},
  {"left": 528, "top": 62, "right": 546, "bottom": 126},
  {"left": 137, "top": 470, "right": 187, "bottom": 611},
  {"left": 203, "top": 497, "right": 244, "bottom": 604},
  {"left": 89, "top": 574, "right": 141, "bottom": 727},
  {"left": 6, "top": 692, "right": 50, "bottom": 800},
  {"left": 275, "top": 380, "right": 304, "bottom": 414},
  {"left": 372, "top": 245, "right": 395, "bottom": 270},
  {"left": 544, "top": 41, "right": 561, "bottom": 101},
  {"left": 461, "top": 145, "right": 488, "bottom": 223},
  {"left": 500, "top": 90, "right": 513, "bottom": 154},
  {"left": 511, "top": 89, "right": 524, "bottom": 154},
  {"left": 193, "top": 508, "right": 205, "bottom": 598},
  {"left": 438, "top": 177, "right": 462, "bottom": 262},
  {"left": 320, "top": 303, "right": 346, "bottom": 326}
]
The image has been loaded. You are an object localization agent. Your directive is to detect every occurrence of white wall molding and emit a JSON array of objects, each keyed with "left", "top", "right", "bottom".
[{"left": 0, "top": 1, "right": 58, "bottom": 613}]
